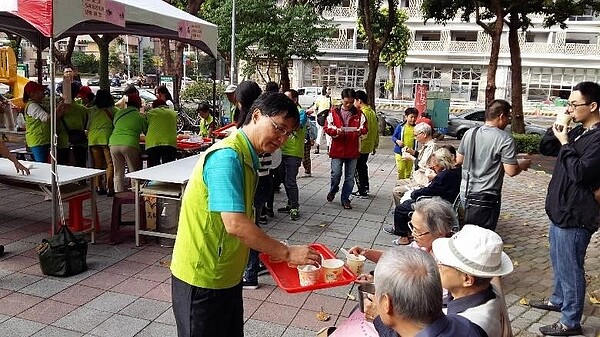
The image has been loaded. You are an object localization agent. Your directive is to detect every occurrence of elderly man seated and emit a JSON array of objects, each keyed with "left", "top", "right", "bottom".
[
  {"left": 384, "top": 147, "right": 461, "bottom": 245},
  {"left": 433, "top": 225, "right": 514, "bottom": 337},
  {"left": 392, "top": 122, "right": 439, "bottom": 206},
  {"left": 373, "top": 246, "right": 485, "bottom": 337}
]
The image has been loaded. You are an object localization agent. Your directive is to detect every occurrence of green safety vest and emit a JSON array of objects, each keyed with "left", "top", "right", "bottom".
[
  {"left": 281, "top": 107, "right": 306, "bottom": 158},
  {"left": 170, "top": 130, "right": 258, "bottom": 289},
  {"left": 199, "top": 114, "right": 214, "bottom": 137},
  {"left": 24, "top": 102, "right": 50, "bottom": 147}
]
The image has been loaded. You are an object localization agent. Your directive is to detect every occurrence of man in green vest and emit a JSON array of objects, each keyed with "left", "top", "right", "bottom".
[
  {"left": 354, "top": 90, "right": 379, "bottom": 197},
  {"left": 170, "top": 92, "right": 320, "bottom": 337}
]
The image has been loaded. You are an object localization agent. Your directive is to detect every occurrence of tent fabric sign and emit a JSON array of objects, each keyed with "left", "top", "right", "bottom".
[
  {"left": 82, "top": 0, "right": 125, "bottom": 27},
  {"left": 106, "top": 1, "right": 125, "bottom": 27}
]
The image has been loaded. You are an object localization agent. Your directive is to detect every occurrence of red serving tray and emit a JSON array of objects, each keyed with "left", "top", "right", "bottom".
[{"left": 259, "top": 243, "right": 355, "bottom": 293}]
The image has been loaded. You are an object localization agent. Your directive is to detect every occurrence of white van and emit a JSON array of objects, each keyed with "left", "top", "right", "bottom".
[{"left": 297, "top": 87, "right": 322, "bottom": 109}]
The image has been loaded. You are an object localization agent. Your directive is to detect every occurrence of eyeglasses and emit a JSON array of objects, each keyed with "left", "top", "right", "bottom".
[
  {"left": 408, "top": 221, "right": 430, "bottom": 238},
  {"left": 413, "top": 132, "right": 423, "bottom": 137},
  {"left": 267, "top": 115, "right": 293, "bottom": 137},
  {"left": 566, "top": 102, "right": 591, "bottom": 109}
]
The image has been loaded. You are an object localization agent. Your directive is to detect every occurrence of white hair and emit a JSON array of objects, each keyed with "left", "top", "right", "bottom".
[{"left": 414, "top": 122, "right": 432, "bottom": 137}]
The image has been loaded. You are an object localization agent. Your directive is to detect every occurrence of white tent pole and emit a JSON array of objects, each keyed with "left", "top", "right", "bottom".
[
  {"left": 49, "top": 36, "right": 58, "bottom": 234},
  {"left": 230, "top": 0, "right": 236, "bottom": 84}
]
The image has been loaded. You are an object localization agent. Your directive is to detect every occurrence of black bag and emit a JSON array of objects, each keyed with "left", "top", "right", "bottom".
[
  {"left": 317, "top": 109, "right": 329, "bottom": 127},
  {"left": 37, "top": 225, "right": 88, "bottom": 277},
  {"left": 61, "top": 116, "right": 88, "bottom": 145},
  {"left": 464, "top": 192, "right": 501, "bottom": 231}
]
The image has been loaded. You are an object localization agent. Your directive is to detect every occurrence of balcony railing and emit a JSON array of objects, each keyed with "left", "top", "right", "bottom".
[
  {"left": 322, "top": 6, "right": 357, "bottom": 18},
  {"left": 318, "top": 38, "right": 353, "bottom": 50}
]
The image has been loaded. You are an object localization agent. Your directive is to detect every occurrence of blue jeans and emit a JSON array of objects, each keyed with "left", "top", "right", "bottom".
[
  {"left": 549, "top": 222, "right": 592, "bottom": 328},
  {"left": 280, "top": 155, "right": 301, "bottom": 209},
  {"left": 30, "top": 144, "right": 50, "bottom": 163},
  {"left": 330, "top": 158, "right": 357, "bottom": 204},
  {"left": 244, "top": 175, "right": 273, "bottom": 283}
]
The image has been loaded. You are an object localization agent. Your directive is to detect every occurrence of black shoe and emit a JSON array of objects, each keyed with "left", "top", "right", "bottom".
[
  {"left": 258, "top": 215, "right": 268, "bottom": 225},
  {"left": 529, "top": 299, "right": 561, "bottom": 312},
  {"left": 277, "top": 205, "right": 291, "bottom": 213},
  {"left": 257, "top": 263, "right": 268, "bottom": 276},
  {"left": 0, "top": 245, "right": 4, "bottom": 256},
  {"left": 383, "top": 225, "right": 399, "bottom": 236},
  {"left": 326, "top": 192, "right": 335, "bottom": 202},
  {"left": 352, "top": 191, "right": 368, "bottom": 198},
  {"left": 96, "top": 188, "right": 107, "bottom": 195},
  {"left": 106, "top": 190, "right": 116, "bottom": 197},
  {"left": 539, "top": 322, "right": 582, "bottom": 336},
  {"left": 242, "top": 279, "right": 259, "bottom": 290}
]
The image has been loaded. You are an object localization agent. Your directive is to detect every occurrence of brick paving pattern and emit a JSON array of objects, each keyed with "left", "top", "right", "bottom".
[{"left": 0, "top": 136, "right": 597, "bottom": 336}]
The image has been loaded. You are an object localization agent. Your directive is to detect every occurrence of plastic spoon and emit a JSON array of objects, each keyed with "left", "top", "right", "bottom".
[{"left": 340, "top": 247, "right": 358, "bottom": 259}]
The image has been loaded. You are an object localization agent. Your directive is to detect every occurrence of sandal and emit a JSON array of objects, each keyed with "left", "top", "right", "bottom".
[
  {"left": 342, "top": 202, "right": 352, "bottom": 210},
  {"left": 392, "top": 236, "right": 412, "bottom": 245}
]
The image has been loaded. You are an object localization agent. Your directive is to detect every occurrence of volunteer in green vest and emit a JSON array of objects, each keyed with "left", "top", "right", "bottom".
[
  {"left": 87, "top": 89, "right": 115, "bottom": 196},
  {"left": 197, "top": 103, "right": 216, "bottom": 137},
  {"left": 224, "top": 84, "right": 237, "bottom": 124},
  {"left": 354, "top": 90, "right": 379, "bottom": 197},
  {"left": 109, "top": 93, "right": 148, "bottom": 192},
  {"left": 23, "top": 81, "right": 59, "bottom": 163},
  {"left": 58, "top": 83, "right": 89, "bottom": 167},
  {"left": 277, "top": 89, "right": 306, "bottom": 221},
  {"left": 145, "top": 99, "right": 177, "bottom": 167},
  {"left": 170, "top": 92, "right": 320, "bottom": 337}
]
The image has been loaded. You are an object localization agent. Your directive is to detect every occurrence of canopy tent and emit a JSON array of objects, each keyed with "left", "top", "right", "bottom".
[
  {"left": 0, "top": 0, "right": 218, "bottom": 57},
  {"left": 0, "top": 0, "right": 218, "bottom": 232}
]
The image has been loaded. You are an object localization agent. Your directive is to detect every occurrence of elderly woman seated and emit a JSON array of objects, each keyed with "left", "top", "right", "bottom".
[{"left": 383, "top": 147, "right": 461, "bottom": 245}]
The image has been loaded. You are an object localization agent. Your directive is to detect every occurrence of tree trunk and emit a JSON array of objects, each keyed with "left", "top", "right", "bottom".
[
  {"left": 389, "top": 67, "right": 396, "bottom": 99},
  {"left": 485, "top": 18, "right": 503, "bottom": 107},
  {"left": 508, "top": 12, "right": 525, "bottom": 134},
  {"left": 279, "top": 60, "right": 291, "bottom": 93},
  {"left": 52, "top": 37, "right": 77, "bottom": 66},
  {"left": 365, "top": 54, "right": 379, "bottom": 107},
  {"left": 91, "top": 34, "right": 117, "bottom": 90},
  {"left": 160, "top": 39, "right": 175, "bottom": 75}
]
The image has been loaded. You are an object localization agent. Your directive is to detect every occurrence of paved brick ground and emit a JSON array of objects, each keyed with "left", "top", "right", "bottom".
[{"left": 0, "top": 135, "right": 597, "bottom": 336}]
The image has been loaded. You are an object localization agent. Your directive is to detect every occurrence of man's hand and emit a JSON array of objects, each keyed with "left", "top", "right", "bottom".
[
  {"left": 286, "top": 245, "right": 321, "bottom": 267},
  {"left": 355, "top": 273, "right": 374, "bottom": 285},
  {"left": 364, "top": 293, "right": 378, "bottom": 322},
  {"left": 517, "top": 158, "right": 532, "bottom": 171},
  {"left": 395, "top": 140, "right": 403, "bottom": 148},
  {"left": 552, "top": 123, "right": 569, "bottom": 145},
  {"left": 13, "top": 160, "right": 30, "bottom": 175}
]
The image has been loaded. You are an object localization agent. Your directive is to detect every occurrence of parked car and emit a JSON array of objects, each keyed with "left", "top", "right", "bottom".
[
  {"left": 378, "top": 111, "right": 403, "bottom": 136},
  {"left": 447, "top": 109, "right": 547, "bottom": 139},
  {"left": 87, "top": 76, "right": 100, "bottom": 86},
  {"left": 111, "top": 88, "right": 157, "bottom": 103},
  {"left": 297, "top": 87, "right": 322, "bottom": 109}
]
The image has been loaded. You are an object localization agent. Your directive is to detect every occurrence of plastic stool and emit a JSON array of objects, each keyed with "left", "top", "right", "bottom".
[
  {"left": 110, "top": 191, "right": 145, "bottom": 244},
  {"left": 65, "top": 191, "right": 100, "bottom": 233}
]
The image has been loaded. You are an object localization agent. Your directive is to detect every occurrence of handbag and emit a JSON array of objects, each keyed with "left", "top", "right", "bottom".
[
  {"left": 61, "top": 116, "right": 88, "bottom": 145},
  {"left": 317, "top": 109, "right": 329, "bottom": 127},
  {"left": 37, "top": 225, "right": 88, "bottom": 277},
  {"left": 463, "top": 127, "right": 501, "bottom": 231}
]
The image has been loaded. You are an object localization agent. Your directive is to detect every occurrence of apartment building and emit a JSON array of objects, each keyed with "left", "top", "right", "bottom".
[{"left": 289, "top": 0, "right": 600, "bottom": 104}]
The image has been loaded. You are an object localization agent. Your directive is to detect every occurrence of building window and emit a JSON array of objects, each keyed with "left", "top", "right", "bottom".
[
  {"left": 303, "top": 61, "right": 366, "bottom": 89},
  {"left": 450, "top": 66, "right": 481, "bottom": 101},
  {"left": 398, "top": 66, "right": 442, "bottom": 100},
  {"left": 524, "top": 67, "right": 600, "bottom": 101}
]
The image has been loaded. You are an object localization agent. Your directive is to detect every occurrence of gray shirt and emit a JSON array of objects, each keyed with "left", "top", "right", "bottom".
[{"left": 458, "top": 125, "right": 518, "bottom": 198}]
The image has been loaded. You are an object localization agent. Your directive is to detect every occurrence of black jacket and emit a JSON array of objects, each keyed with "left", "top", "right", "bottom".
[
  {"left": 540, "top": 124, "right": 600, "bottom": 233},
  {"left": 411, "top": 167, "right": 461, "bottom": 204}
]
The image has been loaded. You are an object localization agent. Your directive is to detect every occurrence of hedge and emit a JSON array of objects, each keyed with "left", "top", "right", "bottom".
[{"left": 513, "top": 133, "right": 542, "bottom": 154}]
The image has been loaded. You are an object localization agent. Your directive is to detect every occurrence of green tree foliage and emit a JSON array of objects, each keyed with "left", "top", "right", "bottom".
[
  {"left": 358, "top": 6, "right": 410, "bottom": 100},
  {"left": 108, "top": 45, "right": 125, "bottom": 74},
  {"left": 201, "top": 0, "right": 333, "bottom": 90},
  {"left": 71, "top": 51, "right": 98, "bottom": 74},
  {"left": 358, "top": 0, "right": 410, "bottom": 106},
  {"left": 180, "top": 79, "right": 224, "bottom": 100},
  {"left": 128, "top": 48, "right": 158, "bottom": 75}
]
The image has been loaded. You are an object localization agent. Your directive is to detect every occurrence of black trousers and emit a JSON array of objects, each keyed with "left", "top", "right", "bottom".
[
  {"left": 171, "top": 275, "right": 244, "bottom": 337},
  {"left": 355, "top": 153, "right": 370, "bottom": 194},
  {"left": 393, "top": 199, "right": 414, "bottom": 237},
  {"left": 146, "top": 145, "right": 177, "bottom": 168}
]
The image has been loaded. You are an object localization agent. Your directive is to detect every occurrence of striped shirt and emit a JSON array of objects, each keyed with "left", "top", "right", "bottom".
[{"left": 258, "top": 153, "right": 273, "bottom": 177}]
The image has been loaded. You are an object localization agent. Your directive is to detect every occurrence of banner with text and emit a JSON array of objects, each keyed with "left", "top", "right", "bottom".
[
  {"left": 83, "top": 0, "right": 125, "bottom": 27},
  {"left": 414, "top": 83, "right": 428, "bottom": 116}
]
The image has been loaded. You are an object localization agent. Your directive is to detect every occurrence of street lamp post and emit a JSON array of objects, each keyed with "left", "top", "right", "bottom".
[{"left": 230, "top": 0, "right": 236, "bottom": 84}]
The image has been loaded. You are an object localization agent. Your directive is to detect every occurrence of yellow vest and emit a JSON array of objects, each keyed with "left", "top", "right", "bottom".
[{"left": 170, "top": 130, "right": 258, "bottom": 289}]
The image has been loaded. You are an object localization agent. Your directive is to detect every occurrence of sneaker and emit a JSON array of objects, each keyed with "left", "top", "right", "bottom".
[
  {"left": 257, "top": 263, "right": 268, "bottom": 276},
  {"left": 290, "top": 208, "right": 299, "bottom": 220},
  {"left": 265, "top": 207, "right": 275, "bottom": 218},
  {"left": 242, "top": 279, "right": 259, "bottom": 290},
  {"left": 326, "top": 192, "right": 335, "bottom": 202},
  {"left": 301, "top": 173, "right": 312, "bottom": 178},
  {"left": 352, "top": 191, "right": 368, "bottom": 198},
  {"left": 258, "top": 215, "right": 268, "bottom": 225},
  {"left": 539, "top": 322, "right": 582, "bottom": 336},
  {"left": 529, "top": 299, "right": 561, "bottom": 312},
  {"left": 278, "top": 205, "right": 291, "bottom": 213}
]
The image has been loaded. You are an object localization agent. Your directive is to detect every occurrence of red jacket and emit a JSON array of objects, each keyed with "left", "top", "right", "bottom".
[{"left": 324, "top": 105, "right": 368, "bottom": 159}]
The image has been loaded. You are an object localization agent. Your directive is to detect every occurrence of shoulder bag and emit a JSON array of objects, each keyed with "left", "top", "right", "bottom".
[
  {"left": 37, "top": 225, "right": 88, "bottom": 277},
  {"left": 463, "top": 127, "right": 501, "bottom": 231}
]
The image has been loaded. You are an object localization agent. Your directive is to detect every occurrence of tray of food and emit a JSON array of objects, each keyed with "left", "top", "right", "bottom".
[{"left": 259, "top": 243, "right": 356, "bottom": 293}]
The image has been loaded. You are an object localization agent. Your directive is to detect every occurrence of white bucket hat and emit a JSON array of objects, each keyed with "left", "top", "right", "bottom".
[
  {"left": 432, "top": 225, "right": 513, "bottom": 277},
  {"left": 224, "top": 84, "right": 237, "bottom": 93}
]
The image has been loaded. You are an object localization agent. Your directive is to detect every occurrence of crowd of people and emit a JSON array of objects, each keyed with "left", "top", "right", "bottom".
[{"left": 4, "top": 75, "right": 599, "bottom": 337}]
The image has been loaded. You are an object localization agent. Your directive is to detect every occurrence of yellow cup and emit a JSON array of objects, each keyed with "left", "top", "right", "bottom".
[
  {"left": 322, "top": 258, "right": 344, "bottom": 283},
  {"left": 346, "top": 254, "right": 366, "bottom": 275}
]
